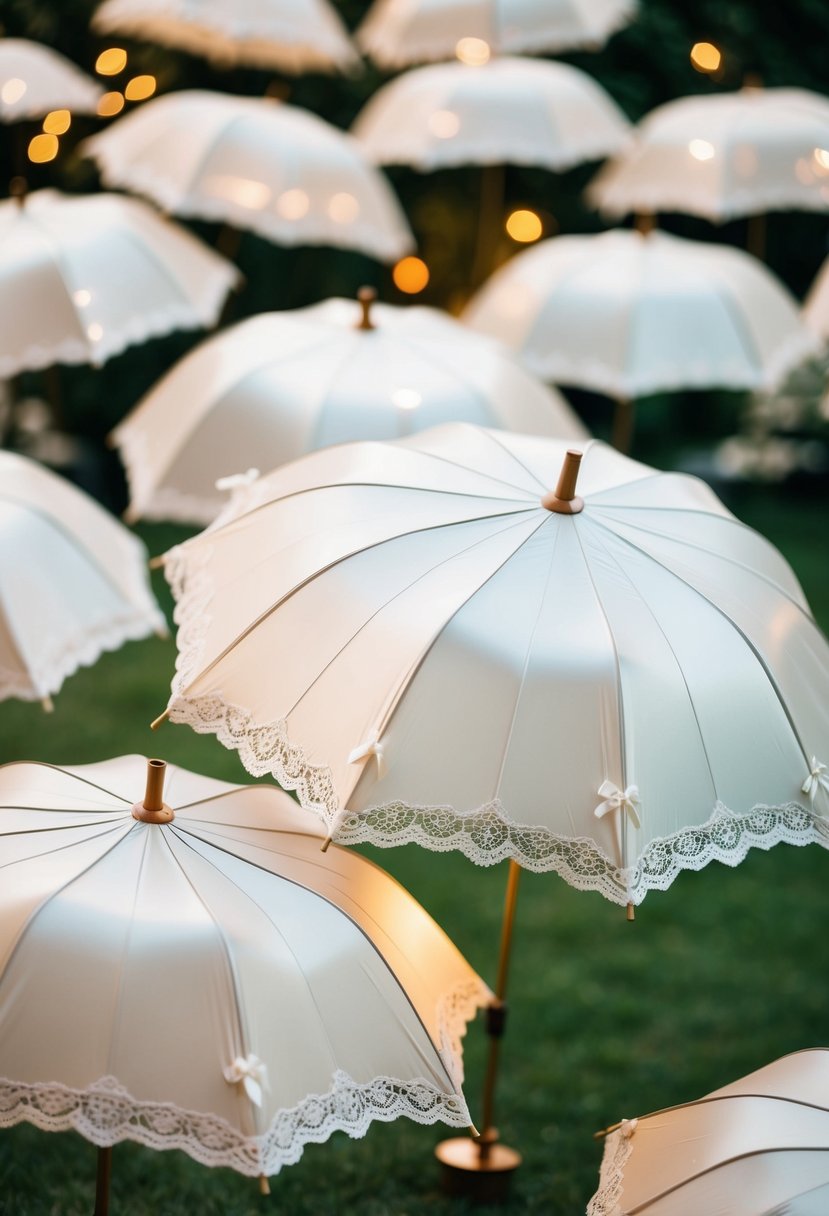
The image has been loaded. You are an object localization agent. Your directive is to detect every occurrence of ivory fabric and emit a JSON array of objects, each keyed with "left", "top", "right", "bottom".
[
  {"left": 803, "top": 252, "right": 829, "bottom": 340},
  {"left": 0, "top": 756, "right": 488, "bottom": 1176},
  {"left": 0, "top": 188, "right": 238, "bottom": 377},
  {"left": 160, "top": 424, "right": 829, "bottom": 905},
  {"left": 588, "top": 87, "right": 829, "bottom": 221},
  {"left": 92, "top": 0, "right": 357, "bottom": 73},
  {"left": 0, "top": 38, "right": 101, "bottom": 121},
  {"left": 351, "top": 56, "right": 631, "bottom": 170},
  {"left": 462, "top": 229, "right": 820, "bottom": 396},
  {"left": 590, "top": 1050, "right": 829, "bottom": 1216},
  {"left": 84, "top": 91, "right": 413, "bottom": 262},
  {"left": 0, "top": 453, "right": 164, "bottom": 704},
  {"left": 113, "top": 295, "right": 588, "bottom": 524},
  {"left": 357, "top": 0, "right": 638, "bottom": 66}
]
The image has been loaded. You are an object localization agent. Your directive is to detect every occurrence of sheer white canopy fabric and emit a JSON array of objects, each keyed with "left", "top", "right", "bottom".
[
  {"left": 92, "top": 0, "right": 358, "bottom": 73},
  {"left": 0, "top": 188, "right": 239, "bottom": 376},
  {"left": 357, "top": 0, "right": 638, "bottom": 67},
  {"left": 159, "top": 425, "right": 829, "bottom": 906},
  {"left": 0, "top": 38, "right": 101, "bottom": 121},
  {"left": 351, "top": 57, "right": 631, "bottom": 170},
  {"left": 0, "top": 453, "right": 165, "bottom": 705},
  {"left": 113, "top": 295, "right": 588, "bottom": 524},
  {"left": 803, "top": 252, "right": 829, "bottom": 340},
  {"left": 84, "top": 91, "right": 413, "bottom": 261},
  {"left": 0, "top": 756, "right": 488, "bottom": 1176},
  {"left": 590, "top": 1051, "right": 829, "bottom": 1216},
  {"left": 588, "top": 87, "right": 829, "bottom": 221},
  {"left": 462, "top": 229, "right": 820, "bottom": 397}
]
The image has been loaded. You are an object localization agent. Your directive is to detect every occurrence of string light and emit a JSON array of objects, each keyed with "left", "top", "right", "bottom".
[
  {"left": 456, "top": 37, "right": 490, "bottom": 66},
  {"left": 1, "top": 78, "right": 27, "bottom": 105},
  {"left": 689, "top": 138, "right": 715, "bottom": 161},
  {"left": 690, "top": 42, "right": 721, "bottom": 74},
  {"left": 97, "top": 92, "right": 125, "bottom": 118},
  {"left": 125, "top": 75, "right": 156, "bottom": 102},
  {"left": 96, "top": 48, "right": 127, "bottom": 75},
  {"left": 393, "top": 257, "right": 429, "bottom": 294},
  {"left": 506, "top": 209, "right": 543, "bottom": 243},
  {"left": 42, "top": 110, "right": 71, "bottom": 135},
  {"left": 28, "top": 134, "right": 59, "bottom": 163}
]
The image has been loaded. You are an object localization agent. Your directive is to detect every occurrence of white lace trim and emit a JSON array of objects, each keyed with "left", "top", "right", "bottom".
[
  {"left": 589, "top": 176, "right": 829, "bottom": 223},
  {"left": 114, "top": 421, "right": 223, "bottom": 525},
  {"left": 586, "top": 1127, "right": 634, "bottom": 1216},
  {"left": 371, "top": 129, "right": 629, "bottom": 173}
]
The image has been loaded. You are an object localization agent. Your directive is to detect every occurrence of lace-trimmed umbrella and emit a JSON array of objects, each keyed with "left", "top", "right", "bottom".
[
  {"left": 112, "top": 288, "right": 588, "bottom": 525},
  {"left": 803, "top": 251, "right": 829, "bottom": 341},
  {"left": 589, "top": 1050, "right": 829, "bottom": 1216},
  {"left": 0, "top": 38, "right": 101, "bottom": 122},
  {"left": 0, "top": 186, "right": 239, "bottom": 377},
  {"left": 357, "top": 0, "right": 638, "bottom": 68},
  {"left": 92, "top": 0, "right": 358, "bottom": 74},
  {"left": 0, "top": 755, "right": 488, "bottom": 1214},
  {"left": 84, "top": 91, "right": 413, "bottom": 263},
  {"left": 0, "top": 452, "right": 165, "bottom": 710}
]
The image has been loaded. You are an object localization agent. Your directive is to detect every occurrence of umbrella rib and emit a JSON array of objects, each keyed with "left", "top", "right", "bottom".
[
  {"left": 12, "top": 204, "right": 90, "bottom": 351},
  {"left": 0, "top": 760, "right": 132, "bottom": 805}
]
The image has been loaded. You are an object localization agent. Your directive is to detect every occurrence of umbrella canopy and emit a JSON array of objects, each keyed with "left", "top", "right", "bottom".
[
  {"left": 803, "top": 251, "right": 829, "bottom": 341},
  {"left": 156, "top": 424, "right": 829, "bottom": 908},
  {"left": 0, "top": 452, "right": 165, "bottom": 706},
  {"left": 462, "top": 228, "right": 820, "bottom": 397},
  {"left": 113, "top": 291, "right": 588, "bottom": 525},
  {"left": 0, "top": 187, "right": 239, "bottom": 377},
  {"left": 590, "top": 1050, "right": 829, "bottom": 1216},
  {"left": 84, "top": 91, "right": 413, "bottom": 262},
  {"left": 91, "top": 0, "right": 358, "bottom": 74},
  {"left": 588, "top": 86, "right": 829, "bottom": 222},
  {"left": 357, "top": 0, "right": 638, "bottom": 67},
  {"left": 351, "top": 57, "right": 631, "bottom": 170},
  {"left": 0, "top": 38, "right": 101, "bottom": 122},
  {"left": 0, "top": 755, "right": 488, "bottom": 1178}
]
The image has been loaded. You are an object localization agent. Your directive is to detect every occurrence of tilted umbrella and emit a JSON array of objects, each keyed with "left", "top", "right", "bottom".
[
  {"left": 92, "top": 0, "right": 358, "bottom": 74},
  {"left": 0, "top": 38, "right": 101, "bottom": 122},
  {"left": 803, "top": 250, "right": 829, "bottom": 341},
  {"left": 0, "top": 755, "right": 489, "bottom": 1213},
  {"left": 113, "top": 287, "right": 588, "bottom": 525},
  {"left": 0, "top": 452, "right": 165, "bottom": 710},
  {"left": 357, "top": 0, "right": 638, "bottom": 67},
  {"left": 589, "top": 1050, "right": 829, "bottom": 1216},
  {"left": 0, "top": 186, "right": 239, "bottom": 377},
  {"left": 84, "top": 91, "right": 413, "bottom": 262}
]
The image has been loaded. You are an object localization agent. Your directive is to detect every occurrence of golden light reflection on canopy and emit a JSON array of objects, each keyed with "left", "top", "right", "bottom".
[
  {"left": 1, "top": 78, "right": 27, "bottom": 105},
  {"left": 97, "top": 92, "right": 125, "bottom": 118},
  {"left": 506, "top": 209, "right": 543, "bottom": 243},
  {"left": 689, "top": 138, "right": 715, "bottom": 161},
  {"left": 125, "top": 75, "right": 156, "bottom": 102},
  {"left": 690, "top": 42, "right": 722, "bottom": 73},
  {"left": 43, "top": 110, "right": 71, "bottom": 135},
  {"left": 276, "top": 188, "right": 310, "bottom": 220},
  {"left": 456, "top": 37, "right": 490, "bottom": 66},
  {"left": 428, "top": 109, "right": 460, "bottom": 139},
  {"left": 96, "top": 48, "right": 127, "bottom": 76},
  {"left": 28, "top": 133, "right": 59, "bottom": 164},
  {"left": 393, "top": 256, "right": 429, "bottom": 294}
]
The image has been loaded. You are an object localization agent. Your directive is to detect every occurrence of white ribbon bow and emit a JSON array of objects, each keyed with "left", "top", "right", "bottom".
[
  {"left": 595, "top": 780, "right": 641, "bottom": 829},
  {"left": 348, "top": 731, "right": 386, "bottom": 778},
  {"left": 215, "top": 468, "right": 260, "bottom": 492},
  {"left": 802, "top": 757, "right": 829, "bottom": 804},
  {"left": 224, "top": 1054, "right": 268, "bottom": 1107}
]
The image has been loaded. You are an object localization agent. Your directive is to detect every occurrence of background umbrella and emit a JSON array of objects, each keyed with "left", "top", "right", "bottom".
[
  {"left": 91, "top": 0, "right": 358, "bottom": 74},
  {"left": 84, "top": 90, "right": 414, "bottom": 262},
  {"left": 589, "top": 1050, "right": 829, "bottom": 1216},
  {"left": 0, "top": 37, "right": 101, "bottom": 122},
  {"left": 803, "top": 250, "right": 829, "bottom": 341},
  {"left": 113, "top": 287, "right": 588, "bottom": 525},
  {"left": 0, "top": 755, "right": 489, "bottom": 1213},
  {"left": 0, "top": 451, "right": 165, "bottom": 709}
]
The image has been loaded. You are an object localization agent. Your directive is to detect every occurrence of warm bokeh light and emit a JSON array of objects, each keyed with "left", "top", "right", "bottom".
[
  {"left": 391, "top": 388, "right": 422, "bottom": 410},
  {"left": 428, "top": 109, "right": 460, "bottom": 139},
  {"left": 456, "top": 37, "right": 491, "bottom": 66},
  {"left": 73, "top": 290, "right": 92, "bottom": 308},
  {"left": 327, "top": 192, "right": 360, "bottom": 224},
  {"left": 43, "top": 109, "right": 71, "bottom": 135},
  {"left": 96, "top": 48, "right": 127, "bottom": 75},
  {"left": 689, "top": 138, "right": 715, "bottom": 161},
  {"left": 393, "top": 256, "right": 429, "bottom": 294},
  {"left": 125, "top": 75, "right": 156, "bottom": 102},
  {"left": 1, "top": 78, "right": 27, "bottom": 105},
  {"left": 276, "top": 188, "right": 310, "bottom": 220},
  {"left": 97, "top": 92, "right": 125, "bottom": 118},
  {"left": 506, "top": 209, "right": 543, "bottom": 243},
  {"left": 87, "top": 323, "right": 103, "bottom": 342},
  {"left": 27, "top": 133, "right": 59, "bottom": 164},
  {"left": 690, "top": 42, "right": 721, "bottom": 73},
  {"left": 814, "top": 148, "right": 829, "bottom": 172}
]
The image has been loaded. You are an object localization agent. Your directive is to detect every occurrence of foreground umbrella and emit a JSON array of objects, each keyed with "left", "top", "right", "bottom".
[
  {"left": 803, "top": 251, "right": 829, "bottom": 341},
  {"left": 92, "top": 0, "right": 358, "bottom": 73},
  {"left": 0, "top": 38, "right": 101, "bottom": 122},
  {"left": 0, "top": 452, "right": 165, "bottom": 709},
  {"left": 0, "top": 755, "right": 488, "bottom": 1212},
  {"left": 357, "top": 0, "right": 638, "bottom": 67},
  {"left": 84, "top": 91, "right": 413, "bottom": 262},
  {"left": 0, "top": 186, "right": 239, "bottom": 377},
  {"left": 589, "top": 1050, "right": 829, "bottom": 1216},
  {"left": 114, "top": 288, "right": 588, "bottom": 524}
]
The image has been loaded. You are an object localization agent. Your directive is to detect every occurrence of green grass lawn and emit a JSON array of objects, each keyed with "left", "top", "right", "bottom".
[{"left": 1, "top": 490, "right": 828, "bottom": 1215}]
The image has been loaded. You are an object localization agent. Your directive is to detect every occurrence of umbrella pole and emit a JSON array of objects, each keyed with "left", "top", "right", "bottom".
[
  {"left": 747, "top": 213, "right": 766, "bottom": 261},
  {"left": 470, "top": 163, "right": 506, "bottom": 291},
  {"left": 611, "top": 396, "right": 636, "bottom": 454},
  {"left": 94, "top": 1146, "right": 112, "bottom": 1216}
]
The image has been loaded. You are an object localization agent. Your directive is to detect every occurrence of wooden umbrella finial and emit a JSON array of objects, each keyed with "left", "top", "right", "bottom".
[
  {"left": 9, "top": 177, "right": 28, "bottom": 208},
  {"left": 132, "top": 758, "right": 174, "bottom": 823},
  {"left": 541, "top": 449, "right": 585, "bottom": 515},
  {"left": 356, "top": 286, "right": 377, "bottom": 331}
]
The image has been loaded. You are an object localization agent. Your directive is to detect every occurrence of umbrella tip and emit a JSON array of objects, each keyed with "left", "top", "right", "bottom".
[
  {"left": 132, "top": 757, "right": 174, "bottom": 823},
  {"left": 356, "top": 286, "right": 377, "bottom": 331},
  {"left": 9, "top": 176, "right": 27, "bottom": 207},
  {"left": 541, "top": 449, "right": 584, "bottom": 515},
  {"left": 634, "top": 212, "right": 655, "bottom": 236},
  {"left": 626, "top": 902, "right": 635, "bottom": 922}
]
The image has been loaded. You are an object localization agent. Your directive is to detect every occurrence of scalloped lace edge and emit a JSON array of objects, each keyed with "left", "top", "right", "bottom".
[
  {"left": 114, "top": 424, "right": 224, "bottom": 526},
  {"left": 588, "top": 177, "right": 829, "bottom": 222},
  {"left": 586, "top": 1127, "right": 633, "bottom": 1216}
]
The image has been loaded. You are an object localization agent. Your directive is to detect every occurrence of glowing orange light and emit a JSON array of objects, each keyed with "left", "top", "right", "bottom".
[
  {"left": 690, "top": 42, "right": 721, "bottom": 73},
  {"left": 97, "top": 91, "right": 125, "bottom": 118},
  {"left": 393, "top": 256, "right": 430, "bottom": 294},
  {"left": 125, "top": 75, "right": 156, "bottom": 101},
  {"left": 28, "top": 133, "right": 59, "bottom": 164},
  {"left": 96, "top": 48, "right": 127, "bottom": 75},
  {"left": 506, "top": 209, "right": 543, "bottom": 243},
  {"left": 43, "top": 109, "right": 71, "bottom": 135}
]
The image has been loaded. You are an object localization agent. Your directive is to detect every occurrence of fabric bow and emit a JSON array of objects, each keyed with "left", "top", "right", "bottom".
[
  {"left": 594, "top": 780, "right": 641, "bottom": 829},
  {"left": 215, "top": 468, "right": 260, "bottom": 492},
  {"left": 802, "top": 757, "right": 829, "bottom": 804},
  {"left": 348, "top": 731, "right": 386, "bottom": 777},
  {"left": 223, "top": 1054, "right": 268, "bottom": 1107}
]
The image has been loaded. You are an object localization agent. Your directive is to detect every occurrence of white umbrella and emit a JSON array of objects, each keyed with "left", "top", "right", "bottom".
[
  {"left": 0, "top": 755, "right": 488, "bottom": 1211},
  {"left": 590, "top": 1050, "right": 829, "bottom": 1216},
  {"left": 0, "top": 187, "right": 239, "bottom": 377},
  {"left": 113, "top": 289, "right": 588, "bottom": 525},
  {"left": 84, "top": 90, "right": 414, "bottom": 262},
  {"left": 92, "top": 0, "right": 358, "bottom": 74},
  {"left": 357, "top": 0, "right": 638, "bottom": 66},
  {"left": 588, "top": 86, "right": 829, "bottom": 222},
  {"left": 0, "top": 38, "right": 101, "bottom": 122},
  {"left": 803, "top": 251, "right": 829, "bottom": 341},
  {"left": 0, "top": 451, "right": 165, "bottom": 709},
  {"left": 351, "top": 56, "right": 631, "bottom": 170}
]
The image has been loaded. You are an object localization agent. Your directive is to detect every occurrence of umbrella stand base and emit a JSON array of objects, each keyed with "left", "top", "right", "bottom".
[{"left": 435, "top": 1134, "right": 521, "bottom": 1204}]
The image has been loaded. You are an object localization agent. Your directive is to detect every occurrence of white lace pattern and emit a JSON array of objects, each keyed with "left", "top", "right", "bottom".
[{"left": 586, "top": 1127, "right": 634, "bottom": 1216}]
